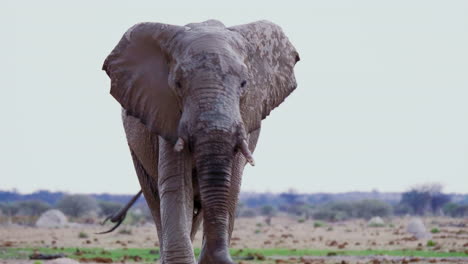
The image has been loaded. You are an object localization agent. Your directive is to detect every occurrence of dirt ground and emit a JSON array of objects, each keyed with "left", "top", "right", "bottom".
[{"left": 1, "top": 216, "right": 467, "bottom": 263}]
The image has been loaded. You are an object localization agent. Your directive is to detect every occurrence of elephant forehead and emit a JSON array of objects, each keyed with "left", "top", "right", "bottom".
[
  {"left": 180, "top": 31, "right": 244, "bottom": 55},
  {"left": 169, "top": 25, "right": 245, "bottom": 56},
  {"left": 184, "top": 19, "right": 225, "bottom": 29},
  {"left": 174, "top": 33, "right": 246, "bottom": 75}
]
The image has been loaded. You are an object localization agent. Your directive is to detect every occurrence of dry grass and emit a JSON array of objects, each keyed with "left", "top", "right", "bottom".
[{"left": 0, "top": 216, "right": 467, "bottom": 263}]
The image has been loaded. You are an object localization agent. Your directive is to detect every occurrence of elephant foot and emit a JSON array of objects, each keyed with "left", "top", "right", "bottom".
[{"left": 198, "top": 249, "right": 234, "bottom": 264}]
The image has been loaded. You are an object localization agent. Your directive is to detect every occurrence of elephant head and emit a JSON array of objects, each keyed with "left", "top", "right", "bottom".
[{"left": 103, "top": 19, "right": 299, "bottom": 263}]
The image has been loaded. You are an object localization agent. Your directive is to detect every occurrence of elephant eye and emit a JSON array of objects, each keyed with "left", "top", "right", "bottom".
[
  {"left": 240, "top": 80, "right": 247, "bottom": 88},
  {"left": 175, "top": 81, "right": 182, "bottom": 89}
]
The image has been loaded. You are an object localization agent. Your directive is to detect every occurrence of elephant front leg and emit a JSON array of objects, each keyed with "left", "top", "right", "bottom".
[
  {"left": 158, "top": 137, "right": 196, "bottom": 264},
  {"left": 129, "top": 151, "right": 165, "bottom": 263}
]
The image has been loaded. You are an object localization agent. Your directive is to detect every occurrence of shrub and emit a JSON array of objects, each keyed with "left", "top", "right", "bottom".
[
  {"left": 393, "top": 203, "right": 413, "bottom": 216},
  {"left": 138, "top": 204, "right": 154, "bottom": 222},
  {"left": 78, "top": 232, "right": 88, "bottom": 239},
  {"left": 239, "top": 208, "right": 257, "bottom": 218},
  {"left": 368, "top": 217, "right": 386, "bottom": 228},
  {"left": 312, "top": 208, "right": 347, "bottom": 221},
  {"left": 98, "top": 201, "right": 122, "bottom": 217},
  {"left": 426, "top": 240, "right": 437, "bottom": 247},
  {"left": 313, "top": 221, "right": 325, "bottom": 228},
  {"left": 0, "top": 203, "right": 20, "bottom": 216},
  {"left": 260, "top": 205, "right": 276, "bottom": 217},
  {"left": 14, "top": 200, "right": 51, "bottom": 217},
  {"left": 353, "top": 199, "right": 392, "bottom": 219},
  {"left": 118, "top": 228, "right": 132, "bottom": 235},
  {"left": 328, "top": 202, "right": 354, "bottom": 217},
  {"left": 56, "top": 195, "right": 98, "bottom": 218},
  {"left": 430, "top": 228, "right": 440, "bottom": 234},
  {"left": 297, "top": 218, "right": 305, "bottom": 223},
  {"left": 123, "top": 209, "right": 146, "bottom": 225}
]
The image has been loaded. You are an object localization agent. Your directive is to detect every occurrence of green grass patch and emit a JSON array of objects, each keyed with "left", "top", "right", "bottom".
[
  {"left": 231, "top": 248, "right": 468, "bottom": 258},
  {"left": 78, "top": 232, "right": 89, "bottom": 239},
  {"left": 0, "top": 247, "right": 161, "bottom": 262},
  {"left": 313, "top": 221, "right": 325, "bottom": 228},
  {"left": 0, "top": 247, "right": 466, "bottom": 261}
]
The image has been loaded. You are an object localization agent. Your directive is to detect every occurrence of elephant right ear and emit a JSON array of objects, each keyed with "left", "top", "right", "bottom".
[{"left": 103, "top": 23, "right": 183, "bottom": 143}]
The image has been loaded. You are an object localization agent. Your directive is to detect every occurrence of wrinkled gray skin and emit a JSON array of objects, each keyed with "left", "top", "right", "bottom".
[{"left": 103, "top": 20, "right": 299, "bottom": 264}]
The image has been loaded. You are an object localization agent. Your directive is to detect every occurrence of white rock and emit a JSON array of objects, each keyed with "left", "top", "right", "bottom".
[
  {"left": 368, "top": 216, "right": 385, "bottom": 226},
  {"left": 36, "top": 209, "right": 68, "bottom": 228},
  {"left": 406, "top": 218, "right": 431, "bottom": 239}
]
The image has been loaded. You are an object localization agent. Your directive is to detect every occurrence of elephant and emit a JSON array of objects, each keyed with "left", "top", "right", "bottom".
[{"left": 102, "top": 19, "right": 299, "bottom": 264}]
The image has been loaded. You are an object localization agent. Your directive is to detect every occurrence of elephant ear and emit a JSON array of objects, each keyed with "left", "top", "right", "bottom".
[
  {"left": 103, "top": 23, "right": 183, "bottom": 143},
  {"left": 229, "top": 20, "right": 300, "bottom": 133}
]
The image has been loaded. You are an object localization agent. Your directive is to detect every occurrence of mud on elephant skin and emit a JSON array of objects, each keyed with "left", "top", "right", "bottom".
[{"left": 102, "top": 19, "right": 300, "bottom": 264}]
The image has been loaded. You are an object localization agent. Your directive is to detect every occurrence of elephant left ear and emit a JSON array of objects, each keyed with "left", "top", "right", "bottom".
[{"left": 229, "top": 20, "right": 300, "bottom": 133}]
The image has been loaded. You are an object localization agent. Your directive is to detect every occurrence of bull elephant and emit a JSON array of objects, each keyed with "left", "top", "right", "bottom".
[{"left": 102, "top": 19, "right": 299, "bottom": 264}]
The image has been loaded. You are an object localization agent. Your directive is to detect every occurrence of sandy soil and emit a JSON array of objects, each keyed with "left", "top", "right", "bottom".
[{"left": 1, "top": 216, "right": 467, "bottom": 263}]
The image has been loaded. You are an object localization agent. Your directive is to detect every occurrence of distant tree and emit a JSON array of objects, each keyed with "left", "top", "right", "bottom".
[
  {"left": 353, "top": 199, "right": 392, "bottom": 219},
  {"left": 26, "top": 190, "right": 65, "bottom": 205},
  {"left": 460, "top": 196, "right": 468, "bottom": 204},
  {"left": 133, "top": 203, "right": 153, "bottom": 222},
  {"left": 260, "top": 205, "right": 276, "bottom": 225},
  {"left": 239, "top": 208, "right": 257, "bottom": 218},
  {"left": 260, "top": 205, "right": 276, "bottom": 217},
  {"left": 393, "top": 203, "right": 413, "bottom": 216},
  {"left": 400, "top": 183, "right": 451, "bottom": 216},
  {"left": 454, "top": 204, "right": 468, "bottom": 217},
  {"left": 430, "top": 193, "right": 451, "bottom": 215},
  {"left": 279, "top": 189, "right": 301, "bottom": 205},
  {"left": 56, "top": 195, "right": 98, "bottom": 218},
  {"left": 443, "top": 202, "right": 458, "bottom": 217},
  {"left": 400, "top": 190, "right": 431, "bottom": 215},
  {"left": 312, "top": 208, "right": 347, "bottom": 221},
  {"left": 0, "top": 202, "right": 20, "bottom": 216},
  {"left": 15, "top": 200, "right": 50, "bottom": 216},
  {"left": 98, "top": 200, "right": 123, "bottom": 217},
  {"left": 443, "top": 202, "right": 468, "bottom": 217},
  {"left": 327, "top": 202, "right": 354, "bottom": 217}
]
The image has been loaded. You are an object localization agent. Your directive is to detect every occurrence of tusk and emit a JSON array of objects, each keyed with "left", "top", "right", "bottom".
[
  {"left": 174, "top": 137, "right": 184, "bottom": 152},
  {"left": 240, "top": 139, "right": 255, "bottom": 166}
]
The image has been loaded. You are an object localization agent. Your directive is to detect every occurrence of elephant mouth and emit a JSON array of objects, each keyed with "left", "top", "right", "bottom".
[
  {"left": 173, "top": 123, "right": 255, "bottom": 166},
  {"left": 174, "top": 136, "right": 254, "bottom": 166}
]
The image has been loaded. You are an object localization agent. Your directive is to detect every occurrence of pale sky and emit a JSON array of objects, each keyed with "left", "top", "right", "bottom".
[{"left": 1, "top": 1, "right": 467, "bottom": 194}]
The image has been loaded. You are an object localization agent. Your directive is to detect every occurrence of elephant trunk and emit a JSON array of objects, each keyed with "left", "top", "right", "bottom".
[{"left": 193, "top": 133, "right": 235, "bottom": 263}]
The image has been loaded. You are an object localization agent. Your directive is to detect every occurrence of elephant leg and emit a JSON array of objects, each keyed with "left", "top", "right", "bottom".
[
  {"left": 190, "top": 175, "right": 203, "bottom": 242},
  {"left": 158, "top": 137, "right": 196, "bottom": 264},
  {"left": 123, "top": 111, "right": 165, "bottom": 262},
  {"left": 190, "top": 210, "right": 203, "bottom": 241},
  {"left": 130, "top": 150, "right": 165, "bottom": 262}
]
